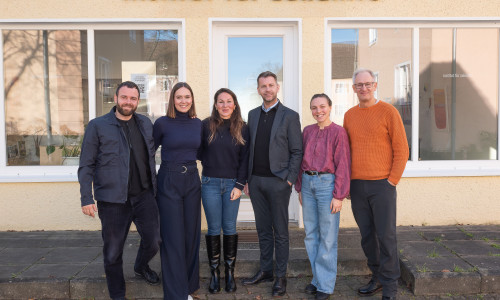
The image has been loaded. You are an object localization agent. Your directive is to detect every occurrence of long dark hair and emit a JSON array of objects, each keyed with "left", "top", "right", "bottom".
[
  {"left": 208, "top": 88, "right": 246, "bottom": 145},
  {"left": 166, "top": 82, "right": 196, "bottom": 118}
]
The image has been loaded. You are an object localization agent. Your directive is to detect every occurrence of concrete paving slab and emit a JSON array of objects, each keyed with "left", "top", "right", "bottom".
[
  {"left": 70, "top": 278, "right": 109, "bottom": 300},
  {"left": 72, "top": 263, "right": 106, "bottom": 279},
  {"left": 118, "top": 279, "right": 163, "bottom": 299},
  {"left": 470, "top": 232, "right": 500, "bottom": 241},
  {"left": 0, "top": 238, "right": 57, "bottom": 248},
  {"left": 420, "top": 231, "right": 473, "bottom": 242},
  {"left": 17, "top": 263, "right": 86, "bottom": 280},
  {"left": 461, "top": 255, "right": 500, "bottom": 293},
  {"left": 337, "top": 248, "right": 370, "bottom": 276},
  {"left": 0, "top": 279, "right": 70, "bottom": 299},
  {"left": 396, "top": 230, "right": 426, "bottom": 242},
  {"left": 398, "top": 241, "right": 454, "bottom": 258},
  {"left": 0, "top": 227, "right": 499, "bottom": 298},
  {"left": 400, "top": 256, "right": 481, "bottom": 295},
  {"left": 42, "top": 237, "right": 104, "bottom": 247},
  {"left": 54, "top": 231, "right": 102, "bottom": 238},
  {"left": 0, "top": 247, "right": 52, "bottom": 265},
  {"left": 38, "top": 246, "right": 101, "bottom": 264},
  {"left": 401, "top": 255, "right": 476, "bottom": 273},
  {"left": 0, "top": 231, "right": 55, "bottom": 238},
  {"left": 461, "top": 225, "right": 500, "bottom": 232},
  {"left": 0, "top": 265, "right": 30, "bottom": 280},
  {"left": 338, "top": 235, "right": 362, "bottom": 248},
  {"left": 0, "top": 237, "right": 101, "bottom": 248},
  {"left": 441, "top": 240, "right": 500, "bottom": 256},
  {"left": 339, "top": 227, "right": 360, "bottom": 234},
  {"left": 233, "top": 249, "right": 260, "bottom": 262}
]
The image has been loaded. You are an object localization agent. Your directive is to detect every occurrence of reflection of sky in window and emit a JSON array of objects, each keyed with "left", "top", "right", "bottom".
[
  {"left": 144, "top": 30, "right": 178, "bottom": 42},
  {"left": 228, "top": 37, "right": 283, "bottom": 120},
  {"left": 331, "top": 29, "right": 358, "bottom": 44},
  {"left": 228, "top": 37, "right": 283, "bottom": 90}
]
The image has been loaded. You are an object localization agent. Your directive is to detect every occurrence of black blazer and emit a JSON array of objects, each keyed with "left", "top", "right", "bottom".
[{"left": 247, "top": 102, "right": 303, "bottom": 184}]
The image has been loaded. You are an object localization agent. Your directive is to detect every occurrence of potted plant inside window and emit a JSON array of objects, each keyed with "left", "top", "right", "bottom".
[
  {"left": 61, "top": 140, "right": 81, "bottom": 166},
  {"left": 61, "top": 127, "right": 83, "bottom": 166}
]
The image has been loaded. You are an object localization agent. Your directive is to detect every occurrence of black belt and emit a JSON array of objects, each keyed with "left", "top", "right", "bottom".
[
  {"left": 161, "top": 162, "right": 197, "bottom": 174},
  {"left": 304, "top": 170, "right": 329, "bottom": 176}
]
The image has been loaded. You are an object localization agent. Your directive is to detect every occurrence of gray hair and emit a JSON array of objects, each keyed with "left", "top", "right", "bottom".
[{"left": 352, "top": 68, "right": 376, "bottom": 83}]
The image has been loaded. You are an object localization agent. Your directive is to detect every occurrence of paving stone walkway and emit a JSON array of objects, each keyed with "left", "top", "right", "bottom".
[{"left": 0, "top": 225, "right": 498, "bottom": 299}]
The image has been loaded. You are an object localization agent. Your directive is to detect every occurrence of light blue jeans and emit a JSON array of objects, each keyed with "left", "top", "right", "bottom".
[
  {"left": 301, "top": 173, "right": 340, "bottom": 294},
  {"left": 201, "top": 176, "right": 241, "bottom": 236}
]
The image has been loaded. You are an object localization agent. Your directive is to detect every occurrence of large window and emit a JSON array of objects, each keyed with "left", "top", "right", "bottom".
[
  {"left": 3, "top": 30, "right": 88, "bottom": 166},
  {"left": 419, "top": 28, "right": 498, "bottom": 160},
  {"left": 329, "top": 21, "right": 500, "bottom": 176},
  {"left": 0, "top": 22, "right": 183, "bottom": 180}
]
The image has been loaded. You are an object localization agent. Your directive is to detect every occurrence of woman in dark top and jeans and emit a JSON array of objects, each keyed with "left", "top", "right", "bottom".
[
  {"left": 153, "top": 82, "right": 202, "bottom": 300},
  {"left": 200, "top": 88, "right": 249, "bottom": 294}
]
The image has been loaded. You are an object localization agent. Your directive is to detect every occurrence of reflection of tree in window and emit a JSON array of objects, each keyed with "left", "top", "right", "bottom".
[{"left": 3, "top": 30, "right": 88, "bottom": 166}]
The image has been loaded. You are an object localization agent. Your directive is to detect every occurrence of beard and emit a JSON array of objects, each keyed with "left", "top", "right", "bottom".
[
  {"left": 116, "top": 103, "right": 137, "bottom": 116},
  {"left": 262, "top": 93, "right": 277, "bottom": 103}
]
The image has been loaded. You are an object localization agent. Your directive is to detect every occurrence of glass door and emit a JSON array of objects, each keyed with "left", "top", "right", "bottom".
[{"left": 211, "top": 22, "right": 301, "bottom": 224}]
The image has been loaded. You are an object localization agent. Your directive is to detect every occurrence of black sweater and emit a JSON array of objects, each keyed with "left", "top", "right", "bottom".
[{"left": 200, "top": 118, "right": 250, "bottom": 190}]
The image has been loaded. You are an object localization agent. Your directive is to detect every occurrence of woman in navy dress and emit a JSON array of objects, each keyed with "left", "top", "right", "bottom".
[{"left": 153, "top": 82, "right": 202, "bottom": 300}]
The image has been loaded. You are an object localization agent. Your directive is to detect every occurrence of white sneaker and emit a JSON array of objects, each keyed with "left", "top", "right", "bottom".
[{"left": 187, "top": 295, "right": 193, "bottom": 300}]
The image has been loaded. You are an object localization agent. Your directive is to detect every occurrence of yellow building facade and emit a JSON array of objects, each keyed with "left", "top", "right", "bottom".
[{"left": 1, "top": 0, "right": 500, "bottom": 230}]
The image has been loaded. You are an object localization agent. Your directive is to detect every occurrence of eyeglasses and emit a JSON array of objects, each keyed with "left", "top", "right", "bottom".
[{"left": 354, "top": 82, "right": 375, "bottom": 90}]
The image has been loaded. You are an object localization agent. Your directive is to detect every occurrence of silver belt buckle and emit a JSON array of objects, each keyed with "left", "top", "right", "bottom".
[{"left": 181, "top": 166, "right": 187, "bottom": 173}]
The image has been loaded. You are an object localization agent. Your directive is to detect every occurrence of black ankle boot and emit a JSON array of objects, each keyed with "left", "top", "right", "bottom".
[
  {"left": 223, "top": 234, "right": 238, "bottom": 292},
  {"left": 206, "top": 235, "right": 221, "bottom": 293}
]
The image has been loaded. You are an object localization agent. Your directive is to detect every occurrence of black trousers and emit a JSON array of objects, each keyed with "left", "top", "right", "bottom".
[
  {"left": 249, "top": 175, "right": 292, "bottom": 277},
  {"left": 350, "top": 179, "right": 399, "bottom": 297},
  {"left": 157, "top": 163, "right": 201, "bottom": 300},
  {"left": 97, "top": 189, "right": 160, "bottom": 299}
]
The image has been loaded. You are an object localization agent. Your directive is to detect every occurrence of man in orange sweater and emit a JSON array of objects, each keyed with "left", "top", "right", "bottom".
[{"left": 343, "top": 69, "right": 409, "bottom": 300}]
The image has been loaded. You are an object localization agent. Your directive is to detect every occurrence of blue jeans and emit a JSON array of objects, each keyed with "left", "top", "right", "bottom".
[
  {"left": 201, "top": 176, "right": 241, "bottom": 236},
  {"left": 301, "top": 173, "right": 340, "bottom": 294}
]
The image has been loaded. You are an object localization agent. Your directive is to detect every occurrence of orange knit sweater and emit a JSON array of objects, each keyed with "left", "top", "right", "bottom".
[{"left": 343, "top": 101, "right": 409, "bottom": 185}]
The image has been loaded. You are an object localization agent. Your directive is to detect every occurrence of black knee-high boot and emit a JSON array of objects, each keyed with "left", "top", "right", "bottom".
[
  {"left": 206, "top": 235, "right": 221, "bottom": 293},
  {"left": 223, "top": 234, "right": 238, "bottom": 292}
]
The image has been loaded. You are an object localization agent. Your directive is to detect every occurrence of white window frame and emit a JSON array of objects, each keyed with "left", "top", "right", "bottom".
[
  {"left": 369, "top": 28, "right": 378, "bottom": 46},
  {"left": 394, "top": 61, "right": 411, "bottom": 104},
  {"left": 325, "top": 18, "right": 500, "bottom": 177},
  {"left": 0, "top": 19, "right": 186, "bottom": 182}
]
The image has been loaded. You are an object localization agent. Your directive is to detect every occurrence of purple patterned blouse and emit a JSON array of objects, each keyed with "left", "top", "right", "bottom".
[{"left": 295, "top": 122, "right": 351, "bottom": 200}]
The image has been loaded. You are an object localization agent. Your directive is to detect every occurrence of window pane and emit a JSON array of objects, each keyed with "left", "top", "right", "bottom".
[
  {"left": 4, "top": 30, "right": 88, "bottom": 166},
  {"left": 331, "top": 28, "right": 412, "bottom": 159},
  {"left": 228, "top": 37, "right": 283, "bottom": 121},
  {"left": 95, "top": 30, "right": 179, "bottom": 164},
  {"left": 95, "top": 30, "right": 179, "bottom": 120},
  {"left": 419, "top": 28, "right": 498, "bottom": 160}
]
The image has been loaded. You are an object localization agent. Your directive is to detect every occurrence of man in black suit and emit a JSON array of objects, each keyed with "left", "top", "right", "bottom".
[{"left": 242, "top": 71, "right": 303, "bottom": 296}]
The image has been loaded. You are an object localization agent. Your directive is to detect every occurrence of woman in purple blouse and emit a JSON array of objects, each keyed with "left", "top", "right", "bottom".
[{"left": 295, "top": 93, "right": 351, "bottom": 300}]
